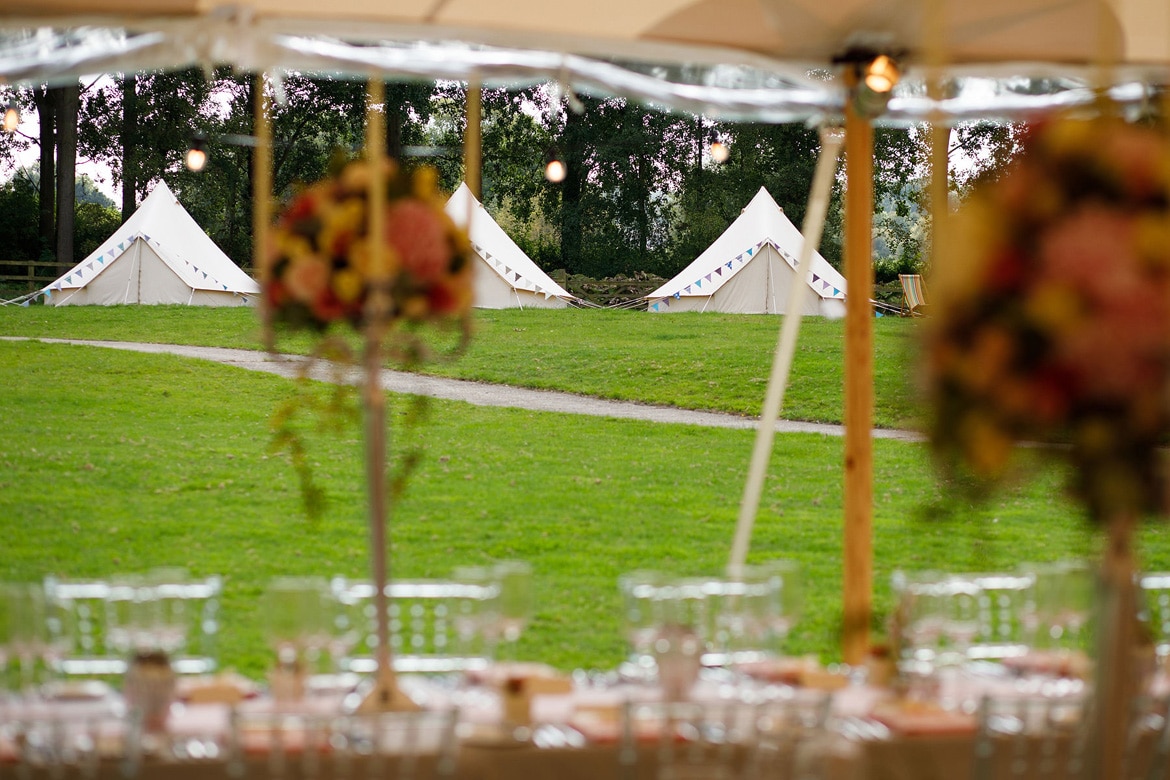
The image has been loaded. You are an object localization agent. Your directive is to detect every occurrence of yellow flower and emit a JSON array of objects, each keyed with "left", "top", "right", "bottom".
[
  {"left": 412, "top": 166, "right": 439, "bottom": 199},
  {"left": 333, "top": 268, "right": 364, "bottom": 303},
  {"left": 961, "top": 415, "right": 1013, "bottom": 477},
  {"left": 1134, "top": 215, "right": 1170, "bottom": 268},
  {"left": 1024, "top": 284, "right": 1082, "bottom": 333}
]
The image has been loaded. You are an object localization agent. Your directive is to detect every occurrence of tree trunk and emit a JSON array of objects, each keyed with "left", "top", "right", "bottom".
[
  {"left": 55, "top": 83, "right": 79, "bottom": 276},
  {"left": 559, "top": 107, "right": 583, "bottom": 274},
  {"left": 33, "top": 87, "right": 55, "bottom": 260},
  {"left": 120, "top": 74, "right": 138, "bottom": 221}
]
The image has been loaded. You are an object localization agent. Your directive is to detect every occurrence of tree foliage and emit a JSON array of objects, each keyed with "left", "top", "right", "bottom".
[{"left": 3, "top": 69, "right": 1026, "bottom": 285}]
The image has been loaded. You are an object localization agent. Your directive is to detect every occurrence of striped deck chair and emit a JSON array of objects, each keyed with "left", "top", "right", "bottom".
[{"left": 899, "top": 273, "right": 928, "bottom": 315}]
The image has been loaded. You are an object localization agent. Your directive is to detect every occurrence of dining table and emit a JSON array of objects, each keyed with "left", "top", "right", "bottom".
[{"left": 5, "top": 657, "right": 1165, "bottom": 780}]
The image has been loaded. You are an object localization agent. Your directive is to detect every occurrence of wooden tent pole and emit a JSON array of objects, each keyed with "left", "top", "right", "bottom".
[
  {"left": 252, "top": 74, "right": 272, "bottom": 351},
  {"left": 842, "top": 79, "right": 875, "bottom": 666},
  {"left": 464, "top": 76, "right": 482, "bottom": 201}
]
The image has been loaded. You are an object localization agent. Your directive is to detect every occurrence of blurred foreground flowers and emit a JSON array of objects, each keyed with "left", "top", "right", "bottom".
[{"left": 925, "top": 116, "right": 1170, "bottom": 522}]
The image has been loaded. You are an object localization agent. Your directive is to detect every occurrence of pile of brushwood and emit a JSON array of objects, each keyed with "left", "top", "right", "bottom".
[{"left": 555, "top": 271, "right": 667, "bottom": 308}]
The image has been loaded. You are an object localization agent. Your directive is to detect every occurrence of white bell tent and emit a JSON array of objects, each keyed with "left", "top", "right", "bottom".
[
  {"left": 43, "top": 181, "right": 260, "bottom": 307},
  {"left": 445, "top": 183, "right": 576, "bottom": 309},
  {"left": 645, "top": 187, "right": 846, "bottom": 317}
]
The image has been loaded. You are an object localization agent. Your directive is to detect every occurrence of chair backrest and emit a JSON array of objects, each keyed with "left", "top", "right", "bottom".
[
  {"left": 899, "top": 274, "right": 928, "bottom": 314},
  {"left": 619, "top": 698, "right": 761, "bottom": 780},
  {"left": 330, "top": 578, "right": 498, "bottom": 675},
  {"left": 222, "top": 706, "right": 459, "bottom": 780},
  {"left": 968, "top": 574, "right": 1034, "bottom": 662},
  {"left": 972, "top": 687, "right": 1090, "bottom": 780},
  {"left": 753, "top": 688, "right": 835, "bottom": 780},
  {"left": 4, "top": 700, "right": 116, "bottom": 780},
  {"left": 45, "top": 575, "right": 222, "bottom": 678}
]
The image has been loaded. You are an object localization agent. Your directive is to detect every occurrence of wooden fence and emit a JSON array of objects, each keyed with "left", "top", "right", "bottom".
[{"left": 0, "top": 260, "right": 62, "bottom": 292}]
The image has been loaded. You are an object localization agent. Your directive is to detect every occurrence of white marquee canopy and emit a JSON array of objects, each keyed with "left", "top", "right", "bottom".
[{"left": 0, "top": 0, "right": 1167, "bottom": 124}]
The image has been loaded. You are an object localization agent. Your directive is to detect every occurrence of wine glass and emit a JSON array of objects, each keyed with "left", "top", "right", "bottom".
[
  {"left": 450, "top": 566, "right": 500, "bottom": 664},
  {"left": 260, "top": 577, "right": 330, "bottom": 673},
  {"left": 492, "top": 561, "right": 532, "bottom": 659},
  {"left": 619, "top": 570, "right": 665, "bottom": 678}
]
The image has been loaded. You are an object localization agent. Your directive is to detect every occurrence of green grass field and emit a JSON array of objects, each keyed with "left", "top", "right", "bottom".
[{"left": 1, "top": 306, "right": 1166, "bottom": 679}]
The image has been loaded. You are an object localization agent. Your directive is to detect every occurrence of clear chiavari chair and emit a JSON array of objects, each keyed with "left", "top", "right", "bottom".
[
  {"left": 972, "top": 684, "right": 1090, "bottom": 780},
  {"left": 619, "top": 698, "right": 761, "bottom": 780},
  {"left": 333, "top": 707, "right": 460, "bottom": 780}
]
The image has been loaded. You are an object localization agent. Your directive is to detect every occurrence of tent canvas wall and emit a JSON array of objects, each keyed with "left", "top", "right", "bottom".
[
  {"left": 445, "top": 183, "right": 576, "bottom": 309},
  {"left": 43, "top": 181, "right": 260, "bottom": 307},
  {"left": 645, "top": 188, "right": 846, "bottom": 316}
]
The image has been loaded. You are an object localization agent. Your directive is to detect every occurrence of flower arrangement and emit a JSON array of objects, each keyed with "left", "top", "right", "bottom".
[
  {"left": 266, "top": 159, "right": 473, "bottom": 332},
  {"left": 924, "top": 116, "right": 1170, "bottom": 522}
]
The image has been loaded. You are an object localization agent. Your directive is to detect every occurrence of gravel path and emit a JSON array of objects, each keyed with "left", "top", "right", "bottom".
[{"left": 5, "top": 337, "right": 924, "bottom": 441}]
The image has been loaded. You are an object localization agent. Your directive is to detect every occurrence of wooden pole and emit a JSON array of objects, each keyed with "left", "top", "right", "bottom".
[
  {"left": 842, "top": 78, "right": 875, "bottom": 666},
  {"left": 464, "top": 76, "right": 482, "bottom": 201},
  {"left": 252, "top": 74, "right": 273, "bottom": 351},
  {"left": 358, "top": 77, "right": 416, "bottom": 712}
]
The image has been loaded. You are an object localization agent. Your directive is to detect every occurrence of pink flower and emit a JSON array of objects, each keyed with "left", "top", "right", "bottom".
[
  {"left": 386, "top": 199, "right": 454, "bottom": 282},
  {"left": 283, "top": 257, "right": 331, "bottom": 303}
]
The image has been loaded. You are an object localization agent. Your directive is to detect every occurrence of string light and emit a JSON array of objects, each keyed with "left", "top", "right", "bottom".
[
  {"left": 863, "top": 54, "right": 900, "bottom": 94},
  {"left": 2, "top": 102, "right": 19, "bottom": 133},
  {"left": 544, "top": 147, "right": 566, "bottom": 183},
  {"left": 708, "top": 130, "right": 730, "bottom": 163},
  {"left": 185, "top": 134, "right": 208, "bottom": 172}
]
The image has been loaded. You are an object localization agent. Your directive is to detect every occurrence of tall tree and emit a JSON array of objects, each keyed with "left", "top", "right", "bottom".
[
  {"left": 33, "top": 86, "right": 55, "bottom": 259},
  {"left": 120, "top": 74, "right": 137, "bottom": 221},
  {"left": 54, "top": 83, "right": 80, "bottom": 273}
]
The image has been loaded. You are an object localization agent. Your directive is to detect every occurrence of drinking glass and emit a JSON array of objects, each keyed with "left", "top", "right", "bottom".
[
  {"left": 762, "top": 560, "right": 803, "bottom": 649},
  {"left": 715, "top": 566, "right": 781, "bottom": 669},
  {"left": 260, "top": 577, "right": 330, "bottom": 671},
  {"left": 1023, "top": 561, "right": 1094, "bottom": 652},
  {"left": 939, "top": 575, "right": 982, "bottom": 666},
  {"left": 892, "top": 570, "right": 948, "bottom": 695},
  {"left": 6, "top": 582, "right": 52, "bottom": 696},
  {"left": 146, "top": 567, "right": 191, "bottom": 656},
  {"left": 450, "top": 566, "right": 500, "bottom": 663},
  {"left": 619, "top": 570, "right": 664, "bottom": 677},
  {"left": 651, "top": 579, "right": 708, "bottom": 700},
  {"left": 492, "top": 561, "right": 532, "bottom": 658}
]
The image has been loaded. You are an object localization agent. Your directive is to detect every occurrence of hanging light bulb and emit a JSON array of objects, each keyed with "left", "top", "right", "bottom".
[
  {"left": 708, "top": 130, "right": 730, "bottom": 164},
  {"left": 544, "top": 147, "right": 566, "bottom": 183},
  {"left": 863, "top": 54, "right": 900, "bottom": 94},
  {"left": 2, "top": 102, "right": 19, "bottom": 133},
  {"left": 185, "top": 133, "right": 208, "bottom": 172}
]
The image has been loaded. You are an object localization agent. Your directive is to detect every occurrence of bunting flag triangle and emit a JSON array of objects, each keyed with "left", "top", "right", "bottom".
[
  {"left": 65, "top": 275, "right": 73, "bottom": 284},
  {"left": 86, "top": 262, "right": 94, "bottom": 272},
  {"left": 514, "top": 273, "right": 522, "bottom": 282},
  {"left": 117, "top": 242, "right": 125, "bottom": 252},
  {"left": 684, "top": 285, "right": 692, "bottom": 294},
  {"left": 673, "top": 292, "right": 681, "bottom": 299},
  {"left": 485, "top": 252, "right": 492, "bottom": 261},
  {"left": 223, "top": 284, "right": 229, "bottom": 290},
  {"left": 832, "top": 288, "right": 841, "bottom": 296},
  {"left": 715, "top": 267, "right": 723, "bottom": 276},
  {"left": 651, "top": 302, "right": 660, "bottom": 312},
  {"left": 142, "top": 233, "right": 151, "bottom": 242},
  {"left": 822, "top": 280, "right": 831, "bottom": 290},
  {"left": 203, "top": 272, "right": 209, "bottom": 280},
  {"left": 705, "top": 273, "right": 713, "bottom": 283},
  {"left": 504, "top": 266, "right": 512, "bottom": 276},
  {"left": 812, "top": 273, "right": 820, "bottom": 283},
  {"left": 98, "top": 257, "right": 105, "bottom": 265},
  {"left": 746, "top": 248, "right": 753, "bottom": 257},
  {"left": 534, "top": 285, "right": 543, "bottom": 294},
  {"left": 241, "top": 296, "right": 248, "bottom": 304},
  {"left": 696, "top": 279, "right": 704, "bottom": 289}
]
